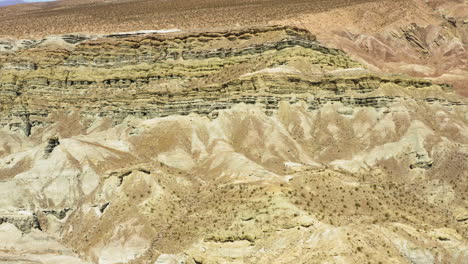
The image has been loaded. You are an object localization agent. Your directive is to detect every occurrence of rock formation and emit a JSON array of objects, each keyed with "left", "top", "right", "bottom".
[
  {"left": 277, "top": 0, "right": 468, "bottom": 95},
  {"left": 0, "top": 26, "right": 467, "bottom": 264}
]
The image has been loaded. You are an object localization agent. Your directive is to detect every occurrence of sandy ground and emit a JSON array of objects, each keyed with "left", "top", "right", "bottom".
[{"left": 0, "top": 0, "right": 386, "bottom": 38}]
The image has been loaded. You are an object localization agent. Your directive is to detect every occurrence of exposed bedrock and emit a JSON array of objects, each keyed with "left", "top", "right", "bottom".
[
  {"left": 0, "top": 211, "right": 41, "bottom": 233},
  {"left": 0, "top": 26, "right": 463, "bottom": 130},
  {"left": 0, "top": 26, "right": 467, "bottom": 264}
]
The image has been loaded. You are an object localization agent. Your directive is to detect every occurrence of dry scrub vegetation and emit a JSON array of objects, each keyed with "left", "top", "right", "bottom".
[{"left": 0, "top": 0, "right": 390, "bottom": 38}]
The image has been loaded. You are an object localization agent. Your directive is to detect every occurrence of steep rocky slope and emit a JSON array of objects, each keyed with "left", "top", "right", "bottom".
[
  {"left": 0, "top": 26, "right": 467, "bottom": 264},
  {"left": 277, "top": 0, "right": 468, "bottom": 94},
  {"left": 1, "top": 0, "right": 466, "bottom": 96}
]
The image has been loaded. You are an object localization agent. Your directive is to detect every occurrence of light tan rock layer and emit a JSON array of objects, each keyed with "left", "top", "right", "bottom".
[{"left": 0, "top": 26, "right": 467, "bottom": 264}]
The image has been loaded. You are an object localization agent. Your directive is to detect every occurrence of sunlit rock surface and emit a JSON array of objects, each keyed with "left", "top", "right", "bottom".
[{"left": 0, "top": 26, "right": 467, "bottom": 264}]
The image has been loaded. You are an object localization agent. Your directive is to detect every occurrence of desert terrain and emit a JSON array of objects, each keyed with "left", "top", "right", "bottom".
[
  {"left": 0, "top": 0, "right": 467, "bottom": 94},
  {"left": 0, "top": 0, "right": 387, "bottom": 38},
  {"left": 0, "top": 1, "right": 467, "bottom": 264}
]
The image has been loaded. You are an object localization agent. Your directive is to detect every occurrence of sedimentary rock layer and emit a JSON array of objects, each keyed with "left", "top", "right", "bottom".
[
  {"left": 0, "top": 26, "right": 460, "bottom": 132},
  {"left": 0, "top": 26, "right": 467, "bottom": 264}
]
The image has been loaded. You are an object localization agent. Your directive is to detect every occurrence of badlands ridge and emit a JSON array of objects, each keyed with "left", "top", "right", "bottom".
[{"left": 0, "top": 25, "right": 466, "bottom": 264}]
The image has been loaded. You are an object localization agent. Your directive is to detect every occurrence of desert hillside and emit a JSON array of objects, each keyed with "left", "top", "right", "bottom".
[
  {"left": 0, "top": 0, "right": 467, "bottom": 94},
  {"left": 0, "top": 1, "right": 467, "bottom": 264}
]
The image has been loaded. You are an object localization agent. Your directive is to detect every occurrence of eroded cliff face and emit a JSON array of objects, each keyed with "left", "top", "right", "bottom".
[
  {"left": 276, "top": 0, "right": 468, "bottom": 95},
  {"left": 0, "top": 26, "right": 467, "bottom": 264}
]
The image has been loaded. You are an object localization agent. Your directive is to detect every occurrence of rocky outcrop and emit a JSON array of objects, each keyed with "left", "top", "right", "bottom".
[
  {"left": 276, "top": 0, "right": 468, "bottom": 94},
  {"left": 42, "top": 208, "right": 71, "bottom": 220},
  {"left": 0, "top": 211, "right": 41, "bottom": 233},
  {"left": 44, "top": 136, "right": 60, "bottom": 157},
  {"left": 0, "top": 26, "right": 462, "bottom": 131}
]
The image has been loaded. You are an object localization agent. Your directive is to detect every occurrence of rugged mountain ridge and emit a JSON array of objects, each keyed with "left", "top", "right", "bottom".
[
  {"left": 277, "top": 0, "right": 468, "bottom": 94},
  {"left": 0, "top": 26, "right": 467, "bottom": 264},
  {"left": 0, "top": 26, "right": 460, "bottom": 131}
]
